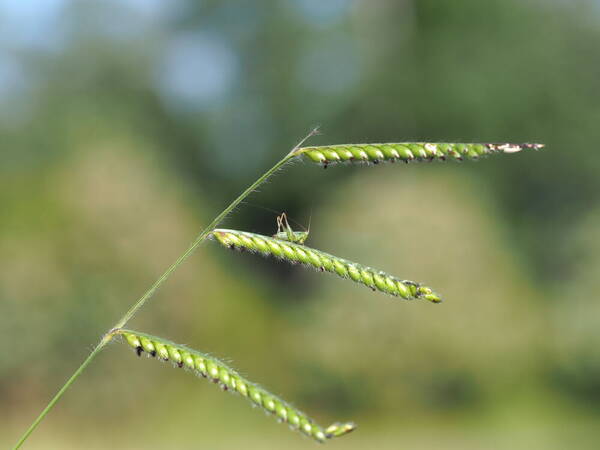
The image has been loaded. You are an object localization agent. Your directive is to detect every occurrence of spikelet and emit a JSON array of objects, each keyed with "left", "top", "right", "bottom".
[
  {"left": 115, "top": 329, "right": 355, "bottom": 443},
  {"left": 295, "top": 142, "right": 544, "bottom": 168},
  {"left": 210, "top": 229, "right": 441, "bottom": 303}
]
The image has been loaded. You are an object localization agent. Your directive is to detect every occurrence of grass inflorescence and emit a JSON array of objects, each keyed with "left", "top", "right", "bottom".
[
  {"left": 114, "top": 329, "right": 356, "bottom": 443},
  {"left": 210, "top": 229, "right": 442, "bottom": 303},
  {"left": 294, "top": 142, "right": 544, "bottom": 168},
  {"left": 14, "top": 130, "right": 543, "bottom": 449}
]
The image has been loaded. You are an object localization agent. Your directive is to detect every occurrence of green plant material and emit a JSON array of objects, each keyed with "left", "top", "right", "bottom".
[
  {"left": 12, "top": 132, "right": 317, "bottom": 449},
  {"left": 294, "top": 142, "right": 544, "bottom": 168},
  {"left": 115, "top": 329, "right": 356, "bottom": 443},
  {"left": 14, "top": 128, "right": 538, "bottom": 448},
  {"left": 211, "top": 229, "right": 442, "bottom": 303}
]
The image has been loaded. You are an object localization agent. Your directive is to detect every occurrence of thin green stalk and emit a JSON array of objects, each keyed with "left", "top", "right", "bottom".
[
  {"left": 12, "top": 343, "right": 105, "bottom": 450},
  {"left": 12, "top": 130, "right": 315, "bottom": 449},
  {"left": 114, "top": 148, "right": 299, "bottom": 329}
]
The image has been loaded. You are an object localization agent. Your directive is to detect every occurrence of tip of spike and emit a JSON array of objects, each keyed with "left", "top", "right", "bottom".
[
  {"left": 415, "top": 286, "right": 442, "bottom": 303},
  {"left": 425, "top": 294, "right": 442, "bottom": 303},
  {"left": 325, "top": 421, "right": 357, "bottom": 439},
  {"left": 490, "top": 143, "right": 544, "bottom": 154}
]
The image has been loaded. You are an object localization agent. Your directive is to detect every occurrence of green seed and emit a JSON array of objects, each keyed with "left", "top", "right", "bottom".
[
  {"left": 322, "top": 148, "right": 342, "bottom": 162},
  {"left": 333, "top": 259, "right": 348, "bottom": 277},
  {"left": 396, "top": 281, "right": 410, "bottom": 298},
  {"left": 140, "top": 337, "right": 155, "bottom": 354},
  {"left": 393, "top": 144, "right": 414, "bottom": 161},
  {"left": 153, "top": 342, "right": 169, "bottom": 360},
  {"left": 347, "top": 264, "right": 361, "bottom": 282},
  {"left": 305, "top": 150, "right": 326, "bottom": 163},
  {"left": 206, "top": 360, "right": 220, "bottom": 380},
  {"left": 349, "top": 146, "right": 369, "bottom": 161},
  {"left": 194, "top": 356, "right": 207, "bottom": 376},
  {"left": 288, "top": 410, "right": 300, "bottom": 428},
  {"left": 219, "top": 367, "right": 230, "bottom": 386},
  {"left": 408, "top": 143, "right": 427, "bottom": 159},
  {"left": 294, "top": 247, "right": 310, "bottom": 264},
  {"left": 380, "top": 144, "right": 400, "bottom": 159},
  {"left": 334, "top": 146, "right": 354, "bottom": 161},
  {"left": 276, "top": 403, "right": 288, "bottom": 421},
  {"left": 167, "top": 346, "right": 182, "bottom": 365},
  {"left": 364, "top": 145, "right": 385, "bottom": 161},
  {"left": 326, "top": 421, "right": 357, "bottom": 438},
  {"left": 237, "top": 381, "right": 248, "bottom": 396},
  {"left": 360, "top": 269, "right": 375, "bottom": 288},
  {"left": 262, "top": 395, "right": 277, "bottom": 412},
  {"left": 124, "top": 332, "right": 141, "bottom": 349},
  {"left": 250, "top": 388, "right": 262, "bottom": 405},
  {"left": 186, "top": 352, "right": 197, "bottom": 369}
]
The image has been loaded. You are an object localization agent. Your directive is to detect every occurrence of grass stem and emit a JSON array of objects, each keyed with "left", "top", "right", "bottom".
[{"left": 12, "top": 136, "right": 307, "bottom": 449}]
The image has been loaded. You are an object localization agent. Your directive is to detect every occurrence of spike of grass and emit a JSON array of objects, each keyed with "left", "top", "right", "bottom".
[
  {"left": 115, "top": 329, "right": 356, "bottom": 443},
  {"left": 294, "top": 142, "right": 544, "bottom": 167},
  {"left": 210, "top": 229, "right": 442, "bottom": 303}
]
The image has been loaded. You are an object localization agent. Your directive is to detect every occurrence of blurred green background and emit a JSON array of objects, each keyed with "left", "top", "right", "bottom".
[{"left": 2, "top": 0, "right": 600, "bottom": 448}]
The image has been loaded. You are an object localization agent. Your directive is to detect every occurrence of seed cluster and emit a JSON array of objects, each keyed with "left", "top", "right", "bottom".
[
  {"left": 296, "top": 142, "right": 543, "bottom": 168},
  {"left": 116, "top": 329, "right": 355, "bottom": 443},
  {"left": 211, "top": 229, "right": 441, "bottom": 303}
]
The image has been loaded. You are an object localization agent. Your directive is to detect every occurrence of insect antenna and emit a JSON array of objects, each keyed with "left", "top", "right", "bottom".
[{"left": 241, "top": 202, "right": 308, "bottom": 231}]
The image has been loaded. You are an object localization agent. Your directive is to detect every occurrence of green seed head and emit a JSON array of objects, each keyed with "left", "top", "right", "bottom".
[
  {"left": 211, "top": 229, "right": 442, "bottom": 303},
  {"left": 115, "top": 329, "right": 355, "bottom": 443},
  {"left": 295, "top": 142, "right": 543, "bottom": 168}
]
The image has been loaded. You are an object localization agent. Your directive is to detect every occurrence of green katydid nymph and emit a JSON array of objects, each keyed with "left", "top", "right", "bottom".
[{"left": 273, "top": 213, "right": 310, "bottom": 245}]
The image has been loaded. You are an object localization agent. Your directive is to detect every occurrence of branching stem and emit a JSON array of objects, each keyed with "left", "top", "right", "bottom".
[{"left": 12, "top": 134, "right": 309, "bottom": 449}]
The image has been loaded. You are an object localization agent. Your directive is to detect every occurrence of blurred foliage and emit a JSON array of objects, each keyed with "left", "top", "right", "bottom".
[{"left": 2, "top": 0, "right": 600, "bottom": 448}]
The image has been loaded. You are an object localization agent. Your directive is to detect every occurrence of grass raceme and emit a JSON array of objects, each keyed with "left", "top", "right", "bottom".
[
  {"left": 14, "top": 129, "right": 543, "bottom": 449},
  {"left": 295, "top": 142, "right": 544, "bottom": 168},
  {"left": 211, "top": 229, "right": 442, "bottom": 303},
  {"left": 115, "top": 329, "right": 356, "bottom": 443}
]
